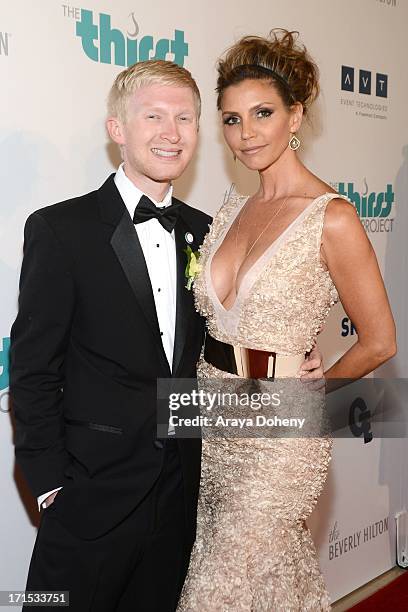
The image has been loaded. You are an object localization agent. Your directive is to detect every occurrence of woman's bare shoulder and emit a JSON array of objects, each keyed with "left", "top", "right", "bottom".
[{"left": 323, "top": 197, "right": 366, "bottom": 248}]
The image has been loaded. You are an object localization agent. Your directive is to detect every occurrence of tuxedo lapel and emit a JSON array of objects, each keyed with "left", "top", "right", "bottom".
[
  {"left": 110, "top": 213, "right": 163, "bottom": 344},
  {"left": 98, "top": 175, "right": 170, "bottom": 375},
  {"left": 172, "top": 203, "right": 197, "bottom": 376}
]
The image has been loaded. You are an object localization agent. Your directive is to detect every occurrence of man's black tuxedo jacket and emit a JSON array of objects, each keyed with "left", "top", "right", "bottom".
[{"left": 10, "top": 174, "right": 212, "bottom": 541}]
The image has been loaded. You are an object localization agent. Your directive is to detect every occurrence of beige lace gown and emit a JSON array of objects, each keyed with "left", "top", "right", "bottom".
[{"left": 177, "top": 192, "right": 349, "bottom": 612}]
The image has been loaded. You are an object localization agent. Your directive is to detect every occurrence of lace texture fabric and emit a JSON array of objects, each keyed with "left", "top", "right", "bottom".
[
  {"left": 194, "top": 192, "right": 342, "bottom": 353},
  {"left": 177, "top": 192, "right": 349, "bottom": 611}
]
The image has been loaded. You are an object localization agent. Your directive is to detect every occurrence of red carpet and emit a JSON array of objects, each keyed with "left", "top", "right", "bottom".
[{"left": 349, "top": 571, "right": 408, "bottom": 611}]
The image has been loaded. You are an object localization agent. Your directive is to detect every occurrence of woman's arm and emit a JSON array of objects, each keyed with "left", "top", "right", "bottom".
[{"left": 321, "top": 198, "right": 396, "bottom": 386}]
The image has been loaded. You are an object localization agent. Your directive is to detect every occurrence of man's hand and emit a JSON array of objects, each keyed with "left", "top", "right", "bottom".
[
  {"left": 299, "top": 343, "right": 325, "bottom": 388},
  {"left": 43, "top": 490, "right": 59, "bottom": 509}
]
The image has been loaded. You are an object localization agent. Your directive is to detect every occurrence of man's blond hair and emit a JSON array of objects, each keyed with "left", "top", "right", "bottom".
[{"left": 107, "top": 60, "right": 201, "bottom": 123}]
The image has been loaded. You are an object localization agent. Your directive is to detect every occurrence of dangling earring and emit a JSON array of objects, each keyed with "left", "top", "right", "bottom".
[{"left": 289, "top": 134, "right": 301, "bottom": 151}]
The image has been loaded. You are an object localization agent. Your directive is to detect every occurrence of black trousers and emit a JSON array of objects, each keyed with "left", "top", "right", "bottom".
[{"left": 24, "top": 440, "right": 189, "bottom": 612}]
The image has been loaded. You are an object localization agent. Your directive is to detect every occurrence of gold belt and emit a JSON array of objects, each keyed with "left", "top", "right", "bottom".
[{"left": 203, "top": 334, "right": 304, "bottom": 379}]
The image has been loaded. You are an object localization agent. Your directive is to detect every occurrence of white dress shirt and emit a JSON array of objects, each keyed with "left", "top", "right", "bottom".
[
  {"left": 38, "top": 164, "right": 177, "bottom": 510},
  {"left": 114, "top": 163, "right": 177, "bottom": 368}
]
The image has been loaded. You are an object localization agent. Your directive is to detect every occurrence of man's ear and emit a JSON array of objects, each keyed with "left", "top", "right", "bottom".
[{"left": 106, "top": 117, "right": 125, "bottom": 145}]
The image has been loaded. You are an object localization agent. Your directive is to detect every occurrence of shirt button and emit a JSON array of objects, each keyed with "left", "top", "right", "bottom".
[
  {"left": 158, "top": 288, "right": 161, "bottom": 292},
  {"left": 160, "top": 331, "right": 163, "bottom": 336},
  {"left": 156, "top": 243, "right": 160, "bottom": 247}
]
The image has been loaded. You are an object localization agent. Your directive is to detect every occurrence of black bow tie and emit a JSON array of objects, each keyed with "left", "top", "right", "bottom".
[{"left": 133, "top": 195, "right": 182, "bottom": 233}]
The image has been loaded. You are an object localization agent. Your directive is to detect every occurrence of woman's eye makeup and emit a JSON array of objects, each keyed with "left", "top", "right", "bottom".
[
  {"left": 223, "top": 115, "right": 240, "bottom": 125},
  {"left": 256, "top": 108, "right": 273, "bottom": 118},
  {"left": 222, "top": 108, "right": 274, "bottom": 125}
]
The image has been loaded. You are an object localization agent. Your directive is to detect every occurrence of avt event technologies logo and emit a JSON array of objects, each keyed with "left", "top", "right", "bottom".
[
  {"left": 328, "top": 517, "right": 389, "bottom": 561},
  {"left": 0, "top": 337, "right": 10, "bottom": 414},
  {"left": 340, "top": 65, "right": 389, "bottom": 120},
  {"left": 62, "top": 6, "right": 188, "bottom": 66},
  {"left": 330, "top": 180, "right": 395, "bottom": 233}
]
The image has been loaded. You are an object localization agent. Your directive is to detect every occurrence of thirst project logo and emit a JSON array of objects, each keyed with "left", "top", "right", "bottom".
[
  {"left": 331, "top": 180, "right": 395, "bottom": 233},
  {"left": 0, "top": 336, "right": 10, "bottom": 391},
  {"left": 0, "top": 337, "right": 10, "bottom": 414},
  {"left": 63, "top": 6, "right": 189, "bottom": 67}
]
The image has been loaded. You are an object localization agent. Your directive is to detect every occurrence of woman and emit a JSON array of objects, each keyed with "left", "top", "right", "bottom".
[{"left": 177, "top": 30, "right": 396, "bottom": 611}]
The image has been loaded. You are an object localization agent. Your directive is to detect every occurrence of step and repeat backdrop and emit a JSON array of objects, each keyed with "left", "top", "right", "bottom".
[{"left": 1, "top": 0, "right": 407, "bottom": 605}]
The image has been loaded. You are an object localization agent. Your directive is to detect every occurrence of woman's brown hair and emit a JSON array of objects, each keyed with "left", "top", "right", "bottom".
[{"left": 216, "top": 29, "right": 319, "bottom": 114}]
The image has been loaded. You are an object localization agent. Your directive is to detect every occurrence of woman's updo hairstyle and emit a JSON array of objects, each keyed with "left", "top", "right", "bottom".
[{"left": 216, "top": 29, "right": 319, "bottom": 114}]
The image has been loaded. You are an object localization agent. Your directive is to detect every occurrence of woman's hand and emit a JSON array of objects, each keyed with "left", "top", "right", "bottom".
[{"left": 300, "top": 343, "right": 326, "bottom": 389}]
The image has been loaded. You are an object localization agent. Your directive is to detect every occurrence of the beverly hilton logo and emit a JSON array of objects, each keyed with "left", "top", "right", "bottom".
[
  {"left": 330, "top": 180, "right": 395, "bottom": 233},
  {"left": 329, "top": 517, "right": 389, "bottom": 560},
  {"left": 62, "top": 6, "right": 189, "bottom": 67}
]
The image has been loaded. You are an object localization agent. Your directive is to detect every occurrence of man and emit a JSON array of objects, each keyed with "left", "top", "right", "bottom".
[{"left": 10, "top": 60, "right": 323, "bottom": 611}]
